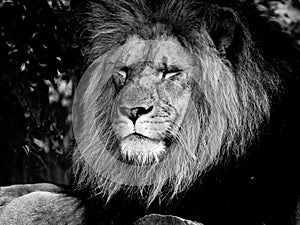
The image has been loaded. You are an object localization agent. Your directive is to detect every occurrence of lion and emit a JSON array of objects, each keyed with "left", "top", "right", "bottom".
[{"left": 1, "top": 0, "right": 299, "bottom": 225}]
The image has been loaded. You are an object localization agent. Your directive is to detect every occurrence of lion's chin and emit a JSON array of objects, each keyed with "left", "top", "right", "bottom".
[{"left": 120, "top": 134, "right": 166, "bottom": 165}]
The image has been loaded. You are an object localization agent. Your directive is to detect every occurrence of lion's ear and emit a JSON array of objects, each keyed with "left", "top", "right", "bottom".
[{"left": 208, "top": 8, "right": 239, "bottom": 58}]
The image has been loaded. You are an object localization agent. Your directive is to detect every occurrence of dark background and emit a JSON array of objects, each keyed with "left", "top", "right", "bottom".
[{"left": 0, "top": 0, "right": 299, "bottom": 187}]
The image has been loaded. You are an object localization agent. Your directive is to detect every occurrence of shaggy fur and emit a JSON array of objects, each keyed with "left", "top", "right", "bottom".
[{"left": 72, "top": 0, "right": 279, "bottom": 206}]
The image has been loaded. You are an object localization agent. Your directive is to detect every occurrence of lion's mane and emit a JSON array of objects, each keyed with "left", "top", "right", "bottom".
[{"left": 72, "top": 0, "right": 280, "bottom": 205}]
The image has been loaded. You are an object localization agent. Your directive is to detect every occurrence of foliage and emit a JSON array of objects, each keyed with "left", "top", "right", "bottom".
[
  {"left": 0, "top": 0, "right": 83, "bottom": 185},
  {"left": 256, "top": 0, "right": 300, "bottom": 44}
]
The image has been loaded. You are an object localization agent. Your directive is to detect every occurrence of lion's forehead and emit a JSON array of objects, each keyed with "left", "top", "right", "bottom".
[{"left": 110, "top": 35, "right": 195, "bottom": 69}]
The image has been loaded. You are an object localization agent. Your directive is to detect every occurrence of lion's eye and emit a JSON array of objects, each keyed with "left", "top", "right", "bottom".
[
  {"left": 117, "top": 70, "right": 127, "bottom": 79},
  {"left": 113, "top": 67, "right": 130, "bottom": 87},
  {"left": 162, "top": 69, "right": 182, "bottom": 80},
  {"left": 117, "top": 67, "right": 130, "bottom": 80}
]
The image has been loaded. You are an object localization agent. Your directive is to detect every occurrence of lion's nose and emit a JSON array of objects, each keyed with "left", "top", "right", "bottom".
[{"left": 119, "top": 106, "right": 153, "bottom": 124}]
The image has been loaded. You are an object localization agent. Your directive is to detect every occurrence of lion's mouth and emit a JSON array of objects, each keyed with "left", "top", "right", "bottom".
[
  {"left": 120, "top": 133, "right": 166, "bottom": 164},
  {"left": 124, "top": 133, "right": 160, "bottom": 142}
]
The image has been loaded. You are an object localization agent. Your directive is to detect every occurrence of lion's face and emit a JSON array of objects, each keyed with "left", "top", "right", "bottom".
[
  {"left": 111, "top": 36, "right": 195, "bottom": 164},
  {"left": 73, "top": 0, "right": 274, "bottom": 205}
]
